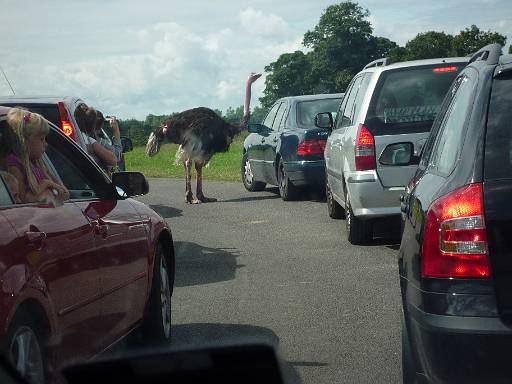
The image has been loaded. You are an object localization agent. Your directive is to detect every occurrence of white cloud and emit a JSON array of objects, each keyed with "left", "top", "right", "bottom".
[{"left": 240, "top": 7, "right": 289, "bottom": 39}]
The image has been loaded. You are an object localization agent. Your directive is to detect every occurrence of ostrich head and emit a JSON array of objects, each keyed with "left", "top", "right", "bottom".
[{"left": 146, "top": 124, "right": 167, "bottom": 157}]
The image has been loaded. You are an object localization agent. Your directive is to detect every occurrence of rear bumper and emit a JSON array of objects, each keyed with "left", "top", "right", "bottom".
[
  {"left": 345, "top": 170, "right": 403, "bottom": 218},
  {"left": 404, "top": 284, "right": 512, "bottom": 383},
  {"left": 284, "top": 160, "right": 325, "bottom": 187}
]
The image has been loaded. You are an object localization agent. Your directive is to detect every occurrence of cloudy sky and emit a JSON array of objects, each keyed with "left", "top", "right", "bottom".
[{"left": 1, "top": 0, "right": 511, "bottom": 119}]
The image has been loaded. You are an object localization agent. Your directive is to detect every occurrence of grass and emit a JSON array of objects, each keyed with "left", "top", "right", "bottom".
[{"left": 124, "top": 138, "right": 244, "bottom": 182}]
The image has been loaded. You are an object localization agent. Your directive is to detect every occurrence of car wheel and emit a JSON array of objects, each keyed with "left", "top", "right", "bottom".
[
  {"left": 345, "top": 192, "right": 372, "bottom": 245},
  {"left": 241, "top": 153, "right": 266, "bottom": 192},
  {"left": 326, "top": 176, "right": 344, "bottom": 219},
  {"left": 6, "top": 315, "right": 46, "bottom": 384},
  {"left": 141, "top": 243, "right": 173, "bottom": 343},
  {"left": 278, "top": 158, "right": 298, "bottom": 201},
  {"left": 402, "top": 311, "right": 417, "bottom": 383}
]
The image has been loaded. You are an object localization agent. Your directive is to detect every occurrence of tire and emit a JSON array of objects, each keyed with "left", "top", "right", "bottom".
[
  {"left": 5, "top": 314, "right": 47, "bottom": 384},
  {"left": 402, "top": 311, "right": 416, "bottom": 383},
  {"left": 277, "top": 158, "right": 298, "bottom": 201},
  {"left": 241, "top": 153, "right": 266, "bottom": 192},
  {"left": 345, "top": 192, "right": 372, "bottom": 245},
  {"left": 140, "top": 243, "right": 173, "bottom": 343},
  {"left": 326, "top": 176, "right": 344, "bottom": 219}
]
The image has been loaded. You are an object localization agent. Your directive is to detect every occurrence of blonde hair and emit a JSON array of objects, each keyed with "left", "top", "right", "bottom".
[{"left": 6, "top": 108, "right": 50, "bottom": 195}]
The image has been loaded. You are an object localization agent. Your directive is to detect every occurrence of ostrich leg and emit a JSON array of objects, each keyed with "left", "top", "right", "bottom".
[
  {"left": 195, "top": 161, "right": 217, "bottom": 203},
  {"left": 185, "top": 159, "right": 199, "bottom": 204}
]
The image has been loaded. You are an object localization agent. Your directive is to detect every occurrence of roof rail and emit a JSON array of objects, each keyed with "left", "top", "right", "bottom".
[
  {"left": 468, "top": 43, "right": 502, "bottom": 65},
  {"left": 363, "top": 58, "right": 388, "bottom": 70}
]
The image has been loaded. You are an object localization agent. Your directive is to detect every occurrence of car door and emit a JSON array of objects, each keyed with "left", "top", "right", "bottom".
[
  {"left": 45, "top": 135, "right": 150, "bottom": 348},
  {"left": 327, "top": 75, "right": 363, "bottom": 201},
  {"left": 263, "top": 101, "right": 288, "bottom": 184},
  {"left": 1, "top": 155, "right": 103, "bottom": 363},
  {"left": 247, "top": 102, "right": 281, "bottom": 182}
]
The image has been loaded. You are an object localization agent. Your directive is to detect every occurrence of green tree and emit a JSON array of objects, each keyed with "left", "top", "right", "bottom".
[
  {"left": 224, "top": 105, "right": 244, "bottom": 124},
  {"left": 452, "top": 25, "right": 506, "bottom": 56},
  {"left": 403, "top": 31, "right": 454, "bottom": 60},
  {"left": 260, "top": 51, "right": 313, "bottom": 109},
  {"left": 251, "top": 105, "right": 268, "bottom": 124}
]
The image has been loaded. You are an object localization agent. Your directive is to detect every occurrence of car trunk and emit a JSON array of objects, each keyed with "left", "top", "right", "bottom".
[{"left": 365, "top": 63, "right": 465, "bottom": 188}]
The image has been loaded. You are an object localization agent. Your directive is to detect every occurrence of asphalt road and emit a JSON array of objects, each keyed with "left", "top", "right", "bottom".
[{"left": 136, "top": 177, "right": 402, "bottom": 383}]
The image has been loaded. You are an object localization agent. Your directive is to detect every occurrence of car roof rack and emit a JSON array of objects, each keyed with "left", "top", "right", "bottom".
[
  {"left": 363, "top": 58, "right": 388, "bottom": 70},
  {"left": 468, "top": 43, "right": 502, "bottom": 65}
]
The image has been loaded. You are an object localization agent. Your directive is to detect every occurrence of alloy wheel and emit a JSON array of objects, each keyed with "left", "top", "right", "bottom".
[
  {"left": 244, "top": 160, "right": 254, "bottom": 185},
  {"left": 160, "top": 257, "right": 171, "bottom": 339},
  {"left": 9, "top": 326, "right": 44, "bottom": 384}
]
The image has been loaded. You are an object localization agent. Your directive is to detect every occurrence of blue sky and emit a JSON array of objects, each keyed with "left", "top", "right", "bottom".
[{"left": 1, "top": 0, "right": 510, "bottom": 119}]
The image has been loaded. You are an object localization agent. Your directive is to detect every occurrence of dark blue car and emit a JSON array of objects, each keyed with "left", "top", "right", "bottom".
[{"left": 242, "top": 94, "right": 343, "bottom": 200}]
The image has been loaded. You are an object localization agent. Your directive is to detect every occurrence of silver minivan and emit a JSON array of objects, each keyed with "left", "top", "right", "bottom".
[{"left": 320, "top": 57, "right": 469, "bottom": 244}]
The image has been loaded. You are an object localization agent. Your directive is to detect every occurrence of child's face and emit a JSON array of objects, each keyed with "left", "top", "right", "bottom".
[{"left": 27, "top": 133, "right": 47, "bottom": 160}]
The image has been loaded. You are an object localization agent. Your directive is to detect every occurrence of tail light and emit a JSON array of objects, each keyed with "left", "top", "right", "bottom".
[
  {"left": 432, "top": 66, "right": 458, "bottom": 73},
  {"left": 58, "top": 102, "right": 76, "bottom": 141},
  {"left": 298, "top": 139, "right": 327, "bottom": 156},
  {"left": 422, "top": 183, "right": 491, "bottom": 279},
  {"left": 355, "top": 124, "right": 376, "bottom": 171}
]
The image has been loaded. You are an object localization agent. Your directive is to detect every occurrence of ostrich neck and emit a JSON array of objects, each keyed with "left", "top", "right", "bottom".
[{"left": 243, "top": 79, "right": 253, "bottom": 118}]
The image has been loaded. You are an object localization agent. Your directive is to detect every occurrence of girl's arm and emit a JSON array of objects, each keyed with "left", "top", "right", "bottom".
[{"left": 92, "top": 142, "right": 117, "bottom": 166}]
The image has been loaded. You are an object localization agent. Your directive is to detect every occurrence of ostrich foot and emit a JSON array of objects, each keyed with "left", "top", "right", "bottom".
[
  {"left": 186, "top": 192, "right": 201, "bottom": 204},
  {"left": 197, "top": 194, "right": 217, "bottom": 203}
]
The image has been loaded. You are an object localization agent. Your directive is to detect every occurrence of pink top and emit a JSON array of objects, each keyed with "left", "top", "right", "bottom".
[{"left": 6, "top": 153, "right": 47, "bottom": 191}]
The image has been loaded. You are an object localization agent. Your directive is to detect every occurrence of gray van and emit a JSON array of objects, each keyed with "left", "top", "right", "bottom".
[{"left": 320, "top": 57, "right": 469, "bottom": 244}]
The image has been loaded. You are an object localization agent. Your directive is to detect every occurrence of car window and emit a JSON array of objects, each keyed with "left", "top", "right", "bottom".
[
  {"left": 45, "top": 143, "right": 98, "bottom": 200},
  {"left": 262, "top": 103, "right": 281, "bottom": 129},
  {"left": 297, "top": 98, "right": 342, "bottom": 127},
  {"left": 485, "top": 71, "right": 512, "bottom": 180},
  {"left": 0, "top": 176, "right": 13, "bottom": 206},
  {"left": 429, "top": 70, "right": 477, "bottom": 175},
  {"left": 365, "top": 64, "right": 464, "bottom": 135},
  {"left": 273, "top": 103, "right": 287, "bottom": 131},
  {"left": 352, "top": 74, "right": 372, "bottom": 123},
  {"left": 338, "top": 75, "right": 363, "bottom": 129}
]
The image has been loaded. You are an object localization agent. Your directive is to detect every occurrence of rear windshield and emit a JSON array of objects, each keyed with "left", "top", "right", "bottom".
[
  {"left": 0, "top": 103, "right": 61, "bottom": 127},
  {"left": 485, "top": 72, "right": 512, "bottom": 180},
  {"left": 297, "top": 98, "right": 341, "bottom": 127},
  {"left": 365, "top": 64, "right": 464, "bottom": 135}
]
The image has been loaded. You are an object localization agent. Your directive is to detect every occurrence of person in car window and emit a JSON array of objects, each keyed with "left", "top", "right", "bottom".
[
  {"left": 74, "top": 105, "right": 117, "bottom": 171},
  {"left": 6, "top": 108, "right": 69, "bottom": 203},
  {"left": 95, "top": 110, "right": 122, "bottom": 173}
]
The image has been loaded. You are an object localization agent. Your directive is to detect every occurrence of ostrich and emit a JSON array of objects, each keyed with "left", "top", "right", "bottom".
[{"left": 146, "top": 72, "right": 261, "bottom": 204}]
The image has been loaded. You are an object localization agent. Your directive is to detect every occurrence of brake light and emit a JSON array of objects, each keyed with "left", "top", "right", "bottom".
[
  {"left": 58, "top": 102, "right": 75, "bottom": 140},
  {"left": 422, "top": 183, "right": 491, "bottom": 279},
  {"left": 355, "top": 124, "right": 376, "bottom": 171},
  {"left": 433, "top": 66, "right": 458, "bottom": 73},
  {"left": 298, "top": 139, "right": 327, "bottom": 156}
]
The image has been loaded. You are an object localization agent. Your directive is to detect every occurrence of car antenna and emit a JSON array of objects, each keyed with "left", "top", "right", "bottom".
[{"left": 0, "top": 64, "right": 15, "bottom": 95}]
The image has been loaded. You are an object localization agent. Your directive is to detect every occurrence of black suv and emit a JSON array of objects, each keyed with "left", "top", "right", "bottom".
[{"left": 399, "top": 44, "right": 512, "bottom": 383}]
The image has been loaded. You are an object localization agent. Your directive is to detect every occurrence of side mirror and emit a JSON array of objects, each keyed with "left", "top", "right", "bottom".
[
  {"left": 248, "top": 123, "right": 266, "bottom": 134},
  {"left": 380, "top": 142, "right": 418, "bottom": 166},
  {"left": 121, "top": 136, "right": 133, "bottom": 153},
  {"left": 112, "top": 172, "right": 148, "bottom": 197},
  {"left": 315, "top": 112, "right": 333, "bottom": 130}
]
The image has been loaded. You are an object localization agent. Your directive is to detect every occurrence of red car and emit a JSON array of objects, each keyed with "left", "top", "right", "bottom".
[{"left": 0, "top": 106, "right": 175, "bottom": 383}]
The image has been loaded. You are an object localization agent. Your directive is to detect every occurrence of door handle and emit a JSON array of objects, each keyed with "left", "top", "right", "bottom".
[
  {"left": 92, "top": 219, "right": 109, "bottom": 236},
  {"left": 261, "top": 138, "right": 266, "bottom": 143},
  {"left": 25, "top": 231, "right": 47, "bottom": 249},
  {"left": 273, "top": 137, "right": 278, "bottom": 143}
]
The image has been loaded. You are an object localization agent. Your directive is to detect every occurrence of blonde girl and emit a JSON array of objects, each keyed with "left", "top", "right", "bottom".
[{"left": 6, "top": 108, "right": 69, "bottom": 203}]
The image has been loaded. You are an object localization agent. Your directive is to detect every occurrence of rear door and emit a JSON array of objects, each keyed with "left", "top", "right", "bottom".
[
  {"left": 483, "top": 68, "right": 512, "bottom": 325},
  {"left": 366, "top": 64, "right": 465, "bottom": 187},
  {"left": 327, "top": 75, "right": 363, "bottom": 200}
]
